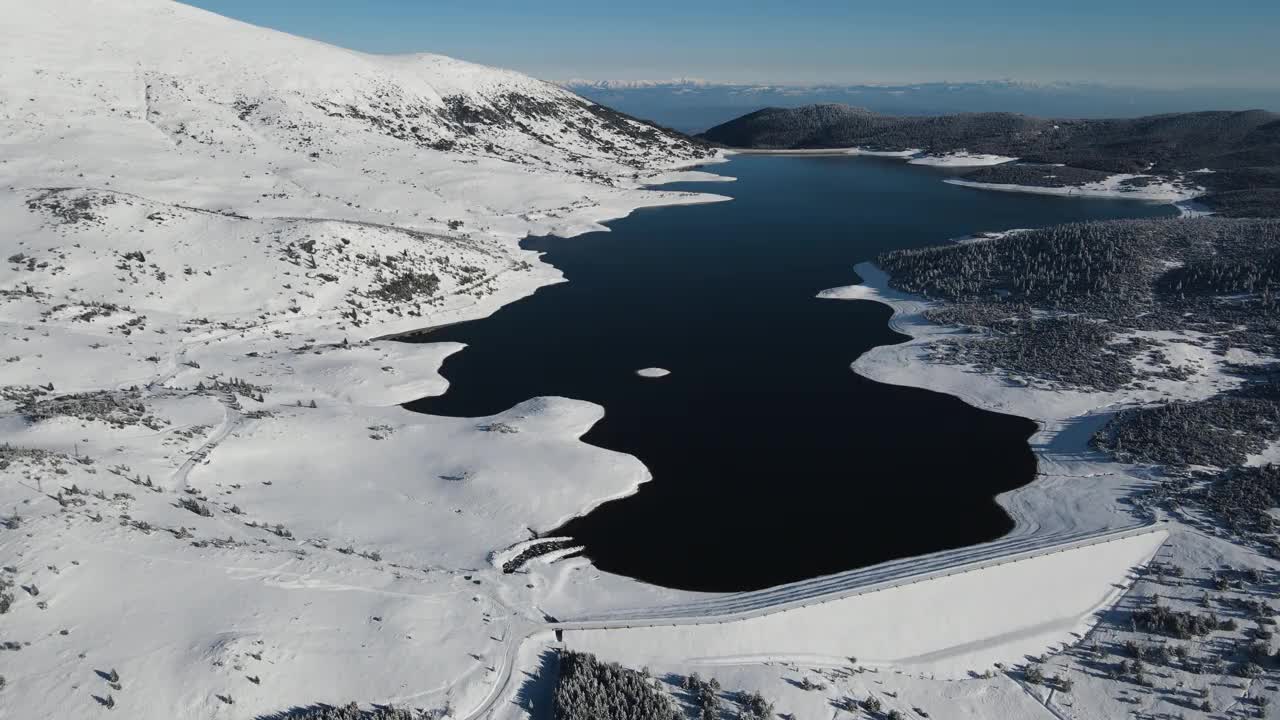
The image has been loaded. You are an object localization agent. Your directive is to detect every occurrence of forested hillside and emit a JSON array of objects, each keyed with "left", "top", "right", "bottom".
[
  {"left": 703, "top": 105, "right": 1280, "bottom": 214},
  {"left": 877, "top": 215, "right": 1280, "bottom": 547},
  {"left": 702, "top": 105, "right": 1279, "bottom": 172}
]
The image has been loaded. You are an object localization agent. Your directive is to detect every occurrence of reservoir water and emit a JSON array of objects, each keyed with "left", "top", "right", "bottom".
[{"left": 403, "top": 155, "right": 1176, "bottom": 592}]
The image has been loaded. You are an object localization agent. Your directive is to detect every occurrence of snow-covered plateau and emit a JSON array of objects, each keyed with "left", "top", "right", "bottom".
[{"left": 0, "top": 2, "right": 1258, "bottom": 720}]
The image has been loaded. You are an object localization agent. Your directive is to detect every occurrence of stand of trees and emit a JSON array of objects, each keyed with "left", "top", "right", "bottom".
[
  {"left": 255, "top": 703, "right": 434, "bottom": 720},
  {"left": 553, "top": 652, "right": 681, "bottom": 720},
  {"left": 1200, "top": 465, "right": 1280, "bottom": 543},
  {"left": 960, "top": 164, "right": 1113, "bottom": 188},
  {"left": 552, "top": 652, "right": 777, "bottom": 720},
  {"left": 876, "top": 218, "right": 1280, "bottom": 390},
  {"left": 1093, "top": 378, "right": 1280, "bottom": 467}
]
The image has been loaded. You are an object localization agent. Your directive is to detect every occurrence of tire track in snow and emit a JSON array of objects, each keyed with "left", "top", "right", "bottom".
[{"left": 170, "top": 390, "right": 241, "bottom": 493}]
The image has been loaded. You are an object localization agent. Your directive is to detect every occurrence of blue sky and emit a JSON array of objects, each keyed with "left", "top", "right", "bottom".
[{"left": 183, "top": 1, "right": 1279, "bottom": 88}]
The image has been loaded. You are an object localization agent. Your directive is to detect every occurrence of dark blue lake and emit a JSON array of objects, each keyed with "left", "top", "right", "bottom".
[{"left": 404, "top": 155, "right": 1176, "bottom": 592}]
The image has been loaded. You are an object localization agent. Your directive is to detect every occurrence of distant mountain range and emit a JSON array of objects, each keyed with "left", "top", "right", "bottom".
[{"left": 561, "top": 80, "right": 1280, "bottom": 134}]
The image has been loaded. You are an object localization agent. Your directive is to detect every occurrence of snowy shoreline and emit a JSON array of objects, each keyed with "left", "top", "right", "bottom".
[
  {"left": 945, "top": 174, "right": 1202, "bottom": 203},
  {"left": 822, "top": 265, "right": 1124, "bottom": 538},
  {"left": 727, "top": 147, "right": 1016, "bottom": 167},
  {"left": 727, "top": 147, "right": 918, "bottom": 157}
]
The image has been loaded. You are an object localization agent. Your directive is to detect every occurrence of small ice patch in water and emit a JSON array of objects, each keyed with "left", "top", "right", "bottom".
[{"left": 636, "top": 367, "right": 670, "bottom": 378}]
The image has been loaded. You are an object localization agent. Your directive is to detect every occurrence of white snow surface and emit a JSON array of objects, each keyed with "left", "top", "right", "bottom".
[
  {"left": 728, "top": 147, "right": 921, "bottom": 157},
  {"left": 846, "top": 148, "right": 924, "bottom": 158},
  {"left": 0, "top": 1, "right": 727, "bottom": 718},
  {"left": 635, "top": 367, "right": 671, "bottom": 378},
  {"left": 907, "top": 152, "right": 1016, "bottom": 167}
]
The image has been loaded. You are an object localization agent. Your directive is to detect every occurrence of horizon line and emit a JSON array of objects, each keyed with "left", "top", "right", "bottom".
[{"left": 554, "top": 77, "right": 1280, "bottom": 92}]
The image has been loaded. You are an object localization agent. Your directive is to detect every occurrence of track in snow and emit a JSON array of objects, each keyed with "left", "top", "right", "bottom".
[{"left": 169, "top": 390, "right": 242, "bottom": 494}]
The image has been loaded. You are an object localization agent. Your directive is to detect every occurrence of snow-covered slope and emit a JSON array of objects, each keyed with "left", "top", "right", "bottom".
[
  {"left": 0, "top": 2, "right": 728, "bottom": 718},
  {"left": 2, "top": 0, "right": 720, "bottom": 226}
]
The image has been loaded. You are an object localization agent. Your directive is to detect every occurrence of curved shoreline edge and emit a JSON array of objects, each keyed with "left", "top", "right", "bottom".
[
  {"left": 822, "top": 263, "right": 1121, "bottom": 540},
  {"left": 821, "top": 201, "right": 1246, "bottom": 546}
]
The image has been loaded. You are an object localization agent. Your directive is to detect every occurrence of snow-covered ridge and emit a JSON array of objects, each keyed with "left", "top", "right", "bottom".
[
  {"left": 562, "top": 77, "right": 716, "bottom": 89},
  {"left": 0, "top": 2, "right": 729, "bottom": 718},
  {"left": 2, "top": 0, "right": 718, "bottom": 210}
]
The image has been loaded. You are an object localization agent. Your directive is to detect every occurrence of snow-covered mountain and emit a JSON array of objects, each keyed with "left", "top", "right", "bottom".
[
  {"left": 0, "top": 0, "right": 724, "bottom": 356},
  {"left": 0, "top": 2, "right": 726, "bottom": 718},
  {"left": 4, "top": 0, "right": 715, "bottom": 204}
]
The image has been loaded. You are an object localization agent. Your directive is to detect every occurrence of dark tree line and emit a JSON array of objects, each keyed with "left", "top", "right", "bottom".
[
  {"left": 1203, "top": 189, "right": 1280, "bottom": 218},
  {"left": 878, "top": 219, "right": 1171, "bottom": 314},
  {"left": 682, "top": 673, "right": 721, "bottom": 720},
  {"left": 553, "top": 652, "right": 682, "bottom": 720},
  {"left": 1199, "top": 465, "right": 1280, "bottom": 542},
  {"left": 501, "top": 539, "right": 578, "bottom": 573},
  {"left": 552, "top": 652, "right": 776, "bottom": 720},
  {"left": 874, "top": 218, "right": 1280, "bottom": 389},
  {"left": 929, "top": 318, "right": 1152, "bottom": 392},
  {"left": 1194, "top": 167, "right": 1280, "bottom": 217},
  {"left": 1134, "top": 603, "right": 1224, "bottom": 640},
  {"left": 1093, "top": 378, "right": 1280, "bottom": 467},
  {"left": 702, "top": 106, "right": 1280, "bottom": 217},
  {"left": 960, "top": 163, "right": 1113, "bottom": 188},
  {"left": 255, "top": 702, "right": 434, "bottom": 720},
  {"left": 879, "top": 218, "right": 1280, "bottom": 315}
]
